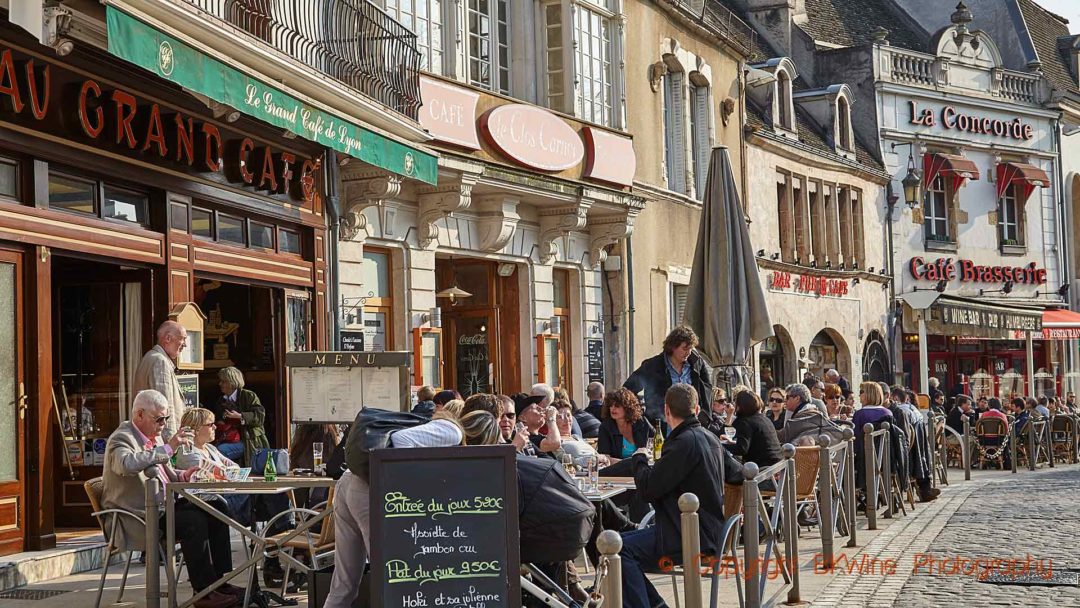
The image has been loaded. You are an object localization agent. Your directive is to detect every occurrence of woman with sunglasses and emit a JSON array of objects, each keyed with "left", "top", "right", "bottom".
[
  {"left": 698, "top": 387, "right": 734, "bottom": 437},
  {"left": 765, "top": 388, "right": 786, "bottom": 431}
]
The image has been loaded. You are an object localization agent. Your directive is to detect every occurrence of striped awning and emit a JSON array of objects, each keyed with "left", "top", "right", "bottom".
[
  {"left": 923, "top": 153, "right": 980, "bottom": 191},
  {"left": 995, "top": 162, "right": 1050, "bottom": 201}
]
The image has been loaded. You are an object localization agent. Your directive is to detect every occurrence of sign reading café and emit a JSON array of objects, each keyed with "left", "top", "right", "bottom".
[{"left": 908, "top": 256, "right": 1047, "bottom": 285}]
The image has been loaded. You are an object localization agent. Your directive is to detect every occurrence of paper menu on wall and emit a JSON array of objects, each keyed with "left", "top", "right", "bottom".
[
  {"left": 290, "top": 367, "right": 323, "bottom": 422},
  {"left": 361, "top": 366, "right": 399, "bottom": 409}
]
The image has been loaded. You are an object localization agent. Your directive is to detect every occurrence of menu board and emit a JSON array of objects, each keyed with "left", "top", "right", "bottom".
[
  {"left": 587, "top": 339, "right": 605, "bottom": 384},
  {"left": 370, "top": 446, "right": 520, "bottom": 608},
  {"left": 286, "top": 351, "right": 411, "bottom": 422}
]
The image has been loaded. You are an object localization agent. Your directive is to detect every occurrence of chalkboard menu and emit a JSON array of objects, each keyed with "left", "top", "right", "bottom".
[
  {"left": 587, "top": 339, "right": 605, "bottom": 384},
  {"left": 370, "top": 446, "right": 520, "bottom": 608}
]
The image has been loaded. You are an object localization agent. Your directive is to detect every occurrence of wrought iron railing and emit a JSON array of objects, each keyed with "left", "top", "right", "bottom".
[
  {"left": 664, "top": 0, "right": 758, "bottom": 59},
  {"left": 182, "top": 0, "right": 422, "bottom": 119}
]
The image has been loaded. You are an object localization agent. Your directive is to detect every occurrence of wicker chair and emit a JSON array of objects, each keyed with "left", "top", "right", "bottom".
[
  {"left": 974, "top": 417, "right": 1009, "bottom": 470},
  {"left": 1050, "top": 415, "right": 1077, "bottom": 464}
]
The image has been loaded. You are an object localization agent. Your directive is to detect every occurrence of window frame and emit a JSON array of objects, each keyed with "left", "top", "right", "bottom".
[
  {"left": 669, "top": 281, "right": 689, "bottom": 330},
  {"left": 776, "top": 70, "right": 794, "bottom": 131},
  {"left": 361, "top": 246, "right": 395, "bottom": 351},
  {"left": 465, "top": 0, "right": 510, "bottom": 95},
  {"left": 278, "top": 227, "right": 302, "bottom": 255},
  {"left": 689, "top": 76, "right": 711, "bottom": 200},
  {"left": 215, "top": 212, "right": 247, "bottom": 247},
  {"left": 837, "top": 96, "right": 852, "bottom": 151},
  {"left": 384, "top": 0, "right": 446, "bottom": 74},
  {"left": 998, "top": 183, "right": 1025, "bottom": 250},
  {"left": 0, "top": 156, "right": 19, "bottom": 202},
  {"left": 572, "top": 0, "right": 615, "bottom": 126},
  {"left": 662, "top": 65, "right": 687, "bottom": 195}
]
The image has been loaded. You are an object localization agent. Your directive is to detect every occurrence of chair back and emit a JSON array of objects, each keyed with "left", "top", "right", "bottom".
[
  {"left": 723, "top": 483, "right": 742, "bottom": 519},
  {"left": 315, "top": 486, "right": 336, "bottom": 548},
  {"left": 1051, "top": 415, "right": 1074, "bottom": 433},
  {"left": 83, "top": 477, "right": 114, "bottom": 544},
  {"left": 975, "top": 417, "right": 1008, "bottom": 438},
  {"left": 793, "top": 447, "right": 820, "bottom": 498}
]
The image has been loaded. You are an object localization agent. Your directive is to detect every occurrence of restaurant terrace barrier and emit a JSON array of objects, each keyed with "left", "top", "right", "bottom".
[
  {"left": 595, "top": 530, "right": 623, "bottom": 608},
  {"left": 816, "top": 429, "right": 857, "bottom": 569},
  {"left": 862, "top": 422, "right": 894, "bottom": 531},
  {"left": 1049, "top": 415, "right": 1080, "bottom": 464},
  {"left": 932, "top": 415, "right": 949, "bottom": 487},
  {"left": 741, "top": 445, "right": 799, "bottom": 608},
  {"left": 961, "top": 418, "right": 973, "bottom": 481}
]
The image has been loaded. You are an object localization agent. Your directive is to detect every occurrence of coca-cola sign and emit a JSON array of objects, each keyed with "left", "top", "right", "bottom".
[{"left": 479, "top": 104, "right": 584, "bottom": 171}]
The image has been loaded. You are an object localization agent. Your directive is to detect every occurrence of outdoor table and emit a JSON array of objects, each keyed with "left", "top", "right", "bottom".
[
  {"left": 147, "top": 476, "right": 336, "bottom": 608},
  {"left": 583, "top": 486, "right": 628, "bottom": 502}
]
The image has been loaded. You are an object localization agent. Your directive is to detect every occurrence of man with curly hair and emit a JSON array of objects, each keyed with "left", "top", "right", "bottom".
[{"left": 624, "top": 325, "right": 714, "bottom": 426}]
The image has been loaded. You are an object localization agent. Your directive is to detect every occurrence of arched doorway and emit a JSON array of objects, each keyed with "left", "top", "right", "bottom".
[
  {"left": 808, "top": 328, "right": 850, "bottom": 380},
  {"left": 759, "top": 325, "right": 794, "bottom": 398},
  {"left": 862, "top": 330, "right": 891, "bottom": 384}
]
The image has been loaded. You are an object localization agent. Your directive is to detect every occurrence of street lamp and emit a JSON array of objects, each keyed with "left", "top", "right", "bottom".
[{"left": 892, "top": 142, "right": 922, "bottom": 210}]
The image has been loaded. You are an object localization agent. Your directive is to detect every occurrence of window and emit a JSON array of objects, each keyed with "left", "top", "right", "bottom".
[
  {"left": 670, "top": 282, "right": 688, "bottom": 329},
  {"left": 362, "top": 248, "right": 394, "bottom": 351},
  {"left": 792, "top": 175, "right": 808, "bottom": 263},
  {"left": 823, "top": 183, "right": 840, "bottom": 266},
  {"left": 466, "top": 0, "right": 509, "bottom": 95},
  {"left": 0, "top": 158, "right": 17, "bottom": 199},
  {"left": 191, "top": 207, "right": 213, "bottom": 238},
  {"left": 250, "top": 221, "right": 274, "bottom": 249},
  {"left": 838, "top": 187, "right": 853, "bottom": 266},
  {"left": 663, "top": 67, "right": 686, "bottom": 195},
  {"left": 851, "top": 188, "right": 865, "bottom": 267},
  {"left": 543, "top": 3, "right": 568, "bottom": 112},
  {"left": 48, "top": 173, "right": 95, "bottom": 216},
  {"left": 386, "top": 0, "right": 444, "bottom": 73},
  {"left": 777, "top": 71, "right": 793, "bottom": 130},
  {"left": 808, "top": 182, "right": 824, "bottom": 264},
  {"left": 217, "top": 214, "right": 245, "bottom": 245},
  {"left": 923, "top": 175, "right": 951, "bottom": 242},
  {"left": 690, "top": 81, "right": 710, "bottom": 200},
  {"left": 279, "top": 228, "right": 301, "bottom": 254},
  {"left": 551, "top": 268, "right": 572, "bottom": 395},
  {"left": 573, "top": 2, "right": 614, "bottom": 126},
  {"left": 999, "top": 184, "right": 1022, "bottom": 246},
  {"left": 837, "top": 97, "right": 852, "bottom": 151},
  {"left": 102, "top": 187, "right": 148, "bottom": 224},
  {"left": 777, "top": 173, "right": 795, "bottom": 263},
  {"left": 170, "top": 201, "right": 189, "bottom": 232}
]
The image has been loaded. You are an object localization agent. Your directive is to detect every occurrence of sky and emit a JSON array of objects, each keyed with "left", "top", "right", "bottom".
[{"left": 1037, "top": 0, "right": 1080, "bottom": 33}]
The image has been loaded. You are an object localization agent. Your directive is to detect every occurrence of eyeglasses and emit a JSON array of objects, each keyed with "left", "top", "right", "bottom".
[
  {"left": 154, "top": 415, "right": 169, "bottom": 424},
  {"left": 768, "top": 398, "right": 784, "bottom": 404},
  {"left": 716, "top": 398, "right": 729, "bottom": 404},
  {"left": 202, "top": 422, "right": 215, "bottom": 428},
  {"left": 502, "top": 412, "right": 516, "bottom": 419}
]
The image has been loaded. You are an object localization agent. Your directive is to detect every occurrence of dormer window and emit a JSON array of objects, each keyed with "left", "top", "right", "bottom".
[
  {"left": 777, "top": 70, "right": 793, "bottom": 130},
  {"left": 837, "top": 97, "right": 852, "bottom": 151}
]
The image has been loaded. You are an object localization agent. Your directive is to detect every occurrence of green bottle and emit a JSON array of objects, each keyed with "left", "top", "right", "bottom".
[{"left": 264, "top": 452, "right": 277, "bottom": 482}]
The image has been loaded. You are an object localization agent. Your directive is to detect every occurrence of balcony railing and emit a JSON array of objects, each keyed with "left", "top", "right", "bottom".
[
  {"left": 183, "top": 0, "right": 422, "bottom": 119},
  {"left": 999, "top": 71, "right": 1039, "bottom": 104},
  {"left": 888, "top": 48, "right": 936, "bottom": 86},
  {"left": 665, "top": 0, "right": 758, "bottom": 59}
]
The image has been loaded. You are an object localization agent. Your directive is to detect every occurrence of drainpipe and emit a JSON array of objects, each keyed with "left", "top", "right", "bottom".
[
  {"left": 885, "top": 182, "right": 899, "bottom": 383},
  {"left": 626, "top": 234, "right": 636, "bottom": 375},
  {"left": 324, "top": 150, "right": 342, "bottom": 350}
]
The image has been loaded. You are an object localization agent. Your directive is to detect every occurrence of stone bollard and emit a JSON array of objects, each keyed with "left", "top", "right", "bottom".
[
  {"left": 781, "top": 444, "right": 800, "bottom": 606},
  {"left": 741, "top": 461, "right": 762, "bottom": 608},
  {"left": 842, "top": 427, "right": 857, "bottom": 548},
  {"left": 597, "top": 530, "right": 623, "bottom": 608},
  {"left": 817, "top": 434, "right": 835, "bottom": 569},
  {"left": 146, "top": 478, "right": 160, "bottom": 608},
  {"left": 963, "top": 417, "right": 972, "bottom": 480},
  {"left": 679, "top": 493, "right": 703, "bottom": 608},
  {"left": 862, "top": 423, "right": 877, "bottom": 531}
]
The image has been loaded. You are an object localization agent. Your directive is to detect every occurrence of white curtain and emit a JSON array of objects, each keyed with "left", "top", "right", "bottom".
[{"left": 118, "top": 283, "right": 142, "bottom": 418}]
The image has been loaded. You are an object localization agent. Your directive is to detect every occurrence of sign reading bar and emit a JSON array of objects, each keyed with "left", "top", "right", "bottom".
[
  {"left": 106, "top": 7, "right": 438, "bottom": 185},
  {"left": 939, "top": 304, "right": 1042, "bottom": 332},
  {"left": 769, "top": 271, "right": 850, "bottom": 297},
  {"left": 370, "top": 445, "right": 520, "bottom": 608}
]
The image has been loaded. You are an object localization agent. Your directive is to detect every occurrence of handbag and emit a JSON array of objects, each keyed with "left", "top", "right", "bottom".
[
  {"left": 252, "top": 447, "right": 290, "bottom": 475},
  {"left": 344, "top": 408, "right": 429, "bottom": 482},
  {"left": 215, "top": 420, "right": 242, "bottom": 444}
]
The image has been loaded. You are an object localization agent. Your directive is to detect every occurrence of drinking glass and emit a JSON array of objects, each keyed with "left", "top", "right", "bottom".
[
  {"left": 560, "top": 453, "right": 576, "bottom": 477},
  {"left": 312, "top": 442, "right": 324, "bottom": 474},
  {"left": 588, "top": 455, "right": 599, "bottom": 493}
]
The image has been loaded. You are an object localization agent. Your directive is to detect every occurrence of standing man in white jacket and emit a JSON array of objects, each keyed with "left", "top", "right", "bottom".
[{"left": 132, "top": 320, "right": 188, "bottom": 440}]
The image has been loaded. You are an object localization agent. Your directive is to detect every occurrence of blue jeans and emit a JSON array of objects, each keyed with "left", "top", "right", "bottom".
[
  {"left": 619, "top": 528, "right": 669, "bottom": 608},
  {"left": 218, "top": 441, "right": 245, "bottom": 463}
]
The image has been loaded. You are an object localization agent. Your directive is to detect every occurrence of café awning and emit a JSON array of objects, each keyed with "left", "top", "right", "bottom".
[
  {"left": 923, "top": 153, "right": 980, "bottom": 191},
  {"left": 995, "top": 161, "right": 1050, "bottom": 201},
  {"left": 900, "top": 293, "right": 1043, "bottom": 339},
  {"left": 1036, "top": 308, "right": 1080, "bottom": 339},
  {"left": 105, "top": 7, "right": 438, "bottom": 185}
]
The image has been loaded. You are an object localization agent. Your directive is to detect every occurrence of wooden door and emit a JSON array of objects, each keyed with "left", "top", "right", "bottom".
[
  {"left": 446, "top": 311, "right": 497, "bottom": 396},
  {"left": 0, "top": 250, "right": 26, "bottom": 554}
]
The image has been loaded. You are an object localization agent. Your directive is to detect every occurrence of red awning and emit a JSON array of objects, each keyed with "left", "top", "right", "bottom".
[
  {"left": 995, "top": 161, "right": 1050, "bottom": 201},
  {"left": 1032, "top": 309, "right": 1080, "bottom": 339},
  {"left": 923, "top": 153, "right": 980, "bottom": 192}
]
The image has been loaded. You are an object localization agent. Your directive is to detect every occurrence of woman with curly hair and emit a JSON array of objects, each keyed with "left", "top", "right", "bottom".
[{"left": 596, "top": 387, "right": 656, "bottom": 462}]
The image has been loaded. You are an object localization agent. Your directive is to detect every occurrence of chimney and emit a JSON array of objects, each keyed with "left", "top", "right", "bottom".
[{"left": 733, "top": 0, "right": 805, "bottom": 56}]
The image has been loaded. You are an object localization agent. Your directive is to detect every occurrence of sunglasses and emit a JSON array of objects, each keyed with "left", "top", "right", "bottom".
[
  {"left": 502, "top": 412, "right": 516, "bottom": 419},
  {"left": 768, "top": 397, "right": 784, "bottom": 403},
  {"left": 715, "top": 399, "right": 729, "bottom": 404},
  {"left": 154, "top": 415, "right": 169, "bottom": 424}
]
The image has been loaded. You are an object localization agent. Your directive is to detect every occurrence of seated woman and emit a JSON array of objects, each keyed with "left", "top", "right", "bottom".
[
  {"left": 546, "top": 401, "right": 612, "bottom": 468},
  {"left": 725, "top": 391, "right": 782, "bottom": 468},
  {"left": 174, "top": 407, "right": 253, "bottom": 525},
  {"left": 823, "top": 383, "right": 853, "bottom": 426},
  {"left": 765, "top": 387, "right": 786, "bottom": 431},
  {"left": 596, "top": 387, "right": 655, "bottom": 466},
  {"left": 289, "top": 424, "right": 342, "bottom": 506}
]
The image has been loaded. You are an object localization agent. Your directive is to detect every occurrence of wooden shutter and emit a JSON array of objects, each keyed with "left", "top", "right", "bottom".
[{"left": 691, "top": 85, "right": 711, "bottom": 200}]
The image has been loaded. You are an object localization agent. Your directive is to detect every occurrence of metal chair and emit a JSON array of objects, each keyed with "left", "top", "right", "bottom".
[
  {"left": 261, "top": 487, "right": 336, "bottom": 596},
  {"left": 84, "top": 477, "right": 184, "bottom": 608}
]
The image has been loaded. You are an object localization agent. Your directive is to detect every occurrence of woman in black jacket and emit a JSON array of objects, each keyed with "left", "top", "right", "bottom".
[
  {"left": 596, "top": 388, "right": 656, "bottom": 461},
  {"left": 726, "top": 391, "right": 783, "bottom": 467}
]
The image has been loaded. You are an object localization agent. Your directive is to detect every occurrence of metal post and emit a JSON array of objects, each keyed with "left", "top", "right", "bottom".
[
  {"left": 863, "top": 423, "right": 877, "bottom": 531},
  {"left": 1047, "top": 419, "right": 1056, "bottom": 468},
  {"left": 937, "top": 417, "right": 949, "bottom": 485},
  {"left": 1026, "top": 331, "right": 1035, "bottom": 398},
  {"left": 679, "top": 493, "right": 703, "bottom": 608},
  {"left": 596, "top": 531, "right": 623, "bottom": 608},
  {"left": 1028, "top": 419, "right": 1038, "bottom": 471},
  {"left": 843, "top": 428, "right": 857, "bottom": 548},
  {"left": 881, "top": 422, "right": 893, "bottom": 520},
  {"left": 146, "top": 479, "right": 160, "bottom": 608},
  {"left": 165, "top": 484, "right": 176, "bottom": 608},
  {"left": 962, "top": 417, "right": 972, "bottom": 481},
  {"left": 741, "top": 462, "right": 761, "bottom": 608},
  {"left": 817, "top": 435, "right": 835, "bottom": 569},
  {"left": 928, "top": 415, "right": 937, "bottom": 489},
  {"left": 1011, "top": 418, "right": 1018, "bottom": 474},
  {"left": 784, "top": 452, "right": 800, "bottom": 605},
  {"left": 919, "top": 316, "right": 929, "bottom": 393}
]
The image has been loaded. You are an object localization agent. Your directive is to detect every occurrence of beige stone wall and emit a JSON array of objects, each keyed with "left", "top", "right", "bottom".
[{"left": 618, "top": 0, "right": 748, "bottom": 372}]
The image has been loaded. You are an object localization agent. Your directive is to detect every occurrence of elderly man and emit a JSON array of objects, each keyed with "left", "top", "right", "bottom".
[
  {"left": 825, "top": 369, "right": 850, "bottom": 392},
  {"left": 132, "top": 321, "right": 188, "bottom": 440},
  {"left": 103, "top": 390, "right": 240, "bottom": 608},
  {"left": 624, "top": 326, "right": 714, "bottom": 425}
]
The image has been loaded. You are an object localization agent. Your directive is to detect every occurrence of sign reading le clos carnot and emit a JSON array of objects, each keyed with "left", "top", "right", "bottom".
[{"left": 370, "top": 445, "right": 520, "bottom": 608}]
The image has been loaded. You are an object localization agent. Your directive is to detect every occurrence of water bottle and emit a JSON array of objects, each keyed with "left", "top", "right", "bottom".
[{"left": 264, "top": 451, "right": 277, "bottom": 482}]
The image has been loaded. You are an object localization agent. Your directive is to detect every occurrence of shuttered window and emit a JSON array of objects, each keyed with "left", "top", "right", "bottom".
[
  {"left": 670, "top": 283, "right": 689, "bottom": 329},
  {"left": 663, "top": 70, "right": 687, "bottom": 195},
  {"left": 690, "top": 83, "right": 710, "bottom": 200}
]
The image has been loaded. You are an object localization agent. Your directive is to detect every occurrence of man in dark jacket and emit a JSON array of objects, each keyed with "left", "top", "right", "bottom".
[
  {"left": 946, "top": 395, "right": 977, "bottom": 435},
  {"left": 585, "top": 382, "right": 605, "bottom": 419},
  {"left": 618, "top": 384, "right": 738, "bottom": 608},
  {"left": 624, "top": 326, "right": 714, "bottom": 424},
  {"left": 410, "top": 385, "right": 437, "bottom": 417}
]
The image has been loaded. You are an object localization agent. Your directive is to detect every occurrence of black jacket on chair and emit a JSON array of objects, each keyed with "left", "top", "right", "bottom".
[
  {"left": 596, "top": 417, "right": 655, "bottom": 458},
  {"left": 727, "top": 413, "right": 783, "bottom": 467},
  {"left": 624, "top": 351, "right": 714, "bottom": 421},
  {"left": 631, "top": 418, "right": 732, "bottom": 559}
]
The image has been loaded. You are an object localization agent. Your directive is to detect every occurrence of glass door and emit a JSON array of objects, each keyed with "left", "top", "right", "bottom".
[
  {"left": 447, "top": 312, "right": 496, "bottom": 396},
  {"left": 0, "top": 250, "right": 24, "bottom": 554}
]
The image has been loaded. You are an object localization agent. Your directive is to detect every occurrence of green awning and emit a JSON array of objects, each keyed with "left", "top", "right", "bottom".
[{"left": 105, "top": 7, "right": 437, "bottom": 185}]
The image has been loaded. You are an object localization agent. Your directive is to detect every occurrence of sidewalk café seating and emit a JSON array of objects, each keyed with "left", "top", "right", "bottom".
[
  {"left": 974, "top": 417, "right": 1009, "bottom": 470},
  {"left": 1016, "top": 417, "right": 1051, "bottom": 469},
  {"left": 764, "top": 447, "right": 818, "bottom": 533},
  {"left": 84, "top": 477, "right": 184, "bottom": 608},
  {"left": 261, "top": 487, "right": 336, "bottom": 596},
  {"left": 896, "top": 417, "right": 918, "bottom": 511},
  {"left": 1050, "top": 415, "right": 1077, "bottom": 464}
]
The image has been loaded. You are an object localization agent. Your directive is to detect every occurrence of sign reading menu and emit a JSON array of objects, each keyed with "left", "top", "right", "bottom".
[
  {"left": 370, "top": 446, "right": 520, "bottom": 608},
  {"left": 286, "top": 351, "right": 410, "bottom": 421}
]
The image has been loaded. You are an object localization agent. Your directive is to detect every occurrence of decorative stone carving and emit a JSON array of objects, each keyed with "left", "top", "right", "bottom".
[
  {"left": 340, "top": 172, "right": 402, "bottom": 242},
  {"left": 587, "top": 212, "right": 638, "bottom": 268},
  {"left": 474, "top": 195, "right": 521, "bottom": 253},
  {"left": 417, "top": 172, "right": 479, "bottom": 249},
  {"left": 339, "top": 210, "right": 367, "bottom": 241},
  {"left": 538, "top": 203, "right": 591, "bottom": 265}
]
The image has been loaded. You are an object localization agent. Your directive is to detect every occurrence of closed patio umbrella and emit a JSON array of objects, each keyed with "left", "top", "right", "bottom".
[{"left": 683, "top": 146, "right": 773, "bottom": 388}]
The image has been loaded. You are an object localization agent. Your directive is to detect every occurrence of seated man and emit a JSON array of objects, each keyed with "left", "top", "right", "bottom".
[
  {"left": 103, "top": 390, "right": 242, "bottom": 608},
  {"left": 619, "top": 384, "right": 736, "bottom": 608}
]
